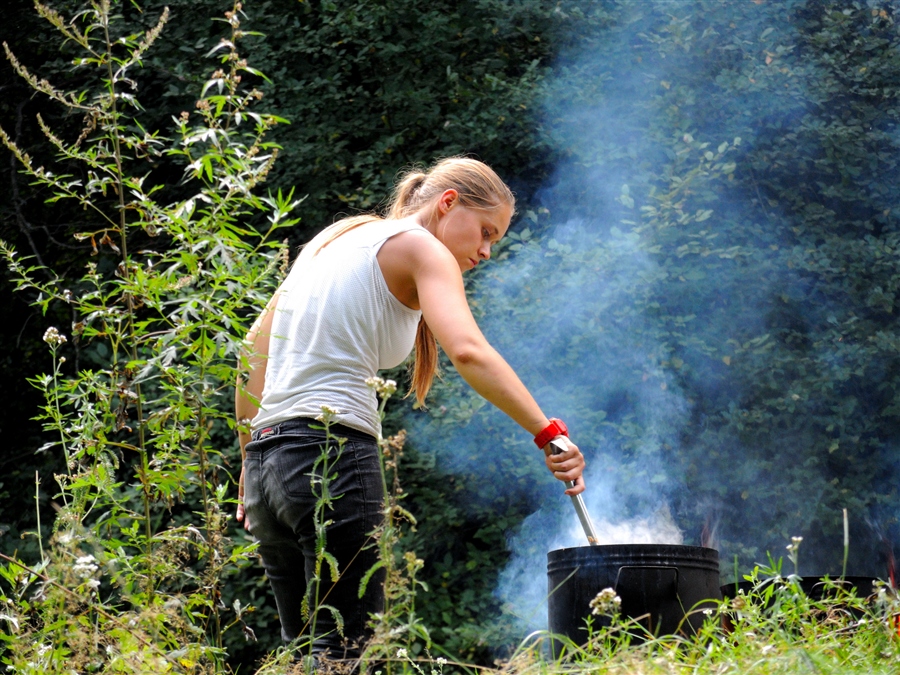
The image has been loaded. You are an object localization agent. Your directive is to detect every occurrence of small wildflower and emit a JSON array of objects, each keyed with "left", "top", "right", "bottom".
[
  {"left": 315, "top": 404, "right": 340, "bottom": 422},
  {"left": 436, "top": 657, "right": 447, "bottom": 666},
  {"left": 72, "top": 554, "right": 99, "bottom": 577},
  {"left": 589, "top": 587, "right": 621, "bottom": 616},
  {"left": 85, "top": 578, "right": 100, "bottom": 591},
  {"left": 396, "top": 648, "right": 408, "bottom": 659},
  {"left": 366, "top": 376, "right": 397, "bottom": 398},
  {"left": 42, "top": 327, "right": 67, "bottom": 347}
]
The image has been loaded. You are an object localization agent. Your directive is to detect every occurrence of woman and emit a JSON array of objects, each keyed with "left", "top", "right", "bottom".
[{"left": 234, "top": 157, "right": 585, "bottom": 663}]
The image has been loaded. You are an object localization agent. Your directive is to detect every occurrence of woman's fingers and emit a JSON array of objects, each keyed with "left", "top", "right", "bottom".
[
  {"left": 564, "top": 475, "right": 586, "bottom": 496},
  {"left": 236, "top": 502, "right": 250, "bottom": 532},
  {"left": 543, "top": 436, "right": 586, "bottom": 485},
  {"left": 237, "top": 465, "right": 251, "bottom": 532}
]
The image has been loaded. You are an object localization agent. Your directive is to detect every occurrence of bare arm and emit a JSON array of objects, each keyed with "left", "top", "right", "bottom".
[
  {"left": 406, "top": 238, "right": 585, "bottom": 493},
  {"left": 234, "top": 293, "right": 279, "bottom": 527}
]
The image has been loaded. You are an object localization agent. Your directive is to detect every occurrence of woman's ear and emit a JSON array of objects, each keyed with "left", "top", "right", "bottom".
[{"left": 437, "top": 189, "right": 459, "bottom": 215}]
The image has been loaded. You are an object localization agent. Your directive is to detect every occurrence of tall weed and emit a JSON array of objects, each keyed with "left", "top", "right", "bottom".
[{"left": 0, "top": 1, "right": 295, "bottom": 671}]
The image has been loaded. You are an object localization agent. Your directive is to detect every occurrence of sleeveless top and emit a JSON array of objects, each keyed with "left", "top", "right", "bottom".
[{"left": 252, "top": 220, "right": 426, "bottom": 438}]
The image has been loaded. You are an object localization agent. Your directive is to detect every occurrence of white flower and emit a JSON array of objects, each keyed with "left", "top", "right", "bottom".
[
  {"left": 315, "top": 405, "right": 341, "bottom": 422},
  {"left": 365, "top": 376, "right": 397, "bottom": 397},
  {"left": 42, "top": 327, "right": 67, "bottom": 347},
  {"left": 589, "top": 587, "right": 622, "bottom": 616},
  {"left": 72, "top": 554, "right": 99, "bottom": 578},
  {"left": 396, "top": 648, "right": 408, "bottom": 659},
  {"left": 436, "top": 657, "right": 447, "bottom": 666}
]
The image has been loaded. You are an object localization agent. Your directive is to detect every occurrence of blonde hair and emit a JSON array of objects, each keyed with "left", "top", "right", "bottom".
[{"left": 301, "top": 157, "right": 515, "bottom": 407}]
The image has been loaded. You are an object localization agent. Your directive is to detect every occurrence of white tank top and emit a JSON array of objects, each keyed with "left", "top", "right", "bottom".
[{"left": 253, "top": 220, "right": 426, "bottom": 438}]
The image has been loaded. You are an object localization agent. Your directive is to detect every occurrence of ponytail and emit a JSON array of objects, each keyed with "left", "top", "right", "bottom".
[
  {"left": 388, "top": 171, "right": 427, "bottom": 220},
  {"left": 409, "top": 317, "right": 439, "bottom": 407}
]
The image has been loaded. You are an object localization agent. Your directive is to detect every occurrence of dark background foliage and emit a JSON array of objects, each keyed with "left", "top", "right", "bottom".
[{"left": 2, "top": 0, "right": 898, "bottom": 668}]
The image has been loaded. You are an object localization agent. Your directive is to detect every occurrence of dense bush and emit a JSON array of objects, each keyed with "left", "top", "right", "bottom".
[{"left": 1, "top": 0, "right": 898, "bottom": 669}]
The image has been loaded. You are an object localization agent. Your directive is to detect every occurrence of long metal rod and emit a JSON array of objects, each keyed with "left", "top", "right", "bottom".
[{"left": 549, "top": 439, "right": 599, "bottom": 545}]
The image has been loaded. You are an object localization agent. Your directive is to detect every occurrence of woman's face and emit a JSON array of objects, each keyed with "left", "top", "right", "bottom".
[{"left": 434, "top": 191, "right": 512, "bottom": 272}]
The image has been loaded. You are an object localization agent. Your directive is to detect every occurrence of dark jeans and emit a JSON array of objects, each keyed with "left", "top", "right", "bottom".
[{"left": 243, "top": 417, "right": 385, "bottom": 661}]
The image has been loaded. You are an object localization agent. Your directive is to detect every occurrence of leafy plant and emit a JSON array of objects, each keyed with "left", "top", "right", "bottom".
[{"left": 0, "top": 0, "right": 294, "bottom": 671}]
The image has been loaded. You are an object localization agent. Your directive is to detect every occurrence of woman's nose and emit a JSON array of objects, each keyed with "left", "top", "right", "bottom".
[{"left": 478, "top": 243, "right": 491, "bottom": 260}]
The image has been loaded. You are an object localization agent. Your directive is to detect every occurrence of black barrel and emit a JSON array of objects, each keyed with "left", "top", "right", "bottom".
[{"left": 548, "top": 544, "right": 721, "bottom": 649}]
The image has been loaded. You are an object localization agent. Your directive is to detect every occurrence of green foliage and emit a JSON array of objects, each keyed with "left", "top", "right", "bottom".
[
  {"left": 2, "top": 0, "right": 899, "bottom": 670},
  {"left": 1, "top": 0, "right": 620, "bottom": 664},
  {"left": 0, "top": 1, "right": 294, "bottom": 671},
  {"left": 386, "top": 560, "right": 900, "bottom": 674},
  {"left": 541, "top": 571, "right": 900, "bottom": 675}
]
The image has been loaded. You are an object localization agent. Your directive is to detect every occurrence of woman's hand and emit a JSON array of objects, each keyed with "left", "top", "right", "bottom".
[
  {"left": 543, "top": 436, "right": 586, "bottom": 496},
  {"left": 236, "top": 466, "right": 251, "bottom": 532}
]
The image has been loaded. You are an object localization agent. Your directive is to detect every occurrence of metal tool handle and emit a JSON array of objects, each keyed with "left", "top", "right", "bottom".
[{"left": 548, "top": 438, "right": 599, "bottom": 545}]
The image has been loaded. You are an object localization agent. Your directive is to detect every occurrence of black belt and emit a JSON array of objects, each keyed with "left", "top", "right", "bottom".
[{"left": 250, "top": 417, "right": 375, "bottom": 443}]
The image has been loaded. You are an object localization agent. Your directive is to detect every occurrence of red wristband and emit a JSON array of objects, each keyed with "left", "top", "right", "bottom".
[{"left": 534, "top": 418, "right": 568, "bottom": 449}]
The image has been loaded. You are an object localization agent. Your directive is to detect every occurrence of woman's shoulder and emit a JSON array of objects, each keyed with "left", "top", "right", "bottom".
[
  {"left": 378, "top": 221, "right": 455, "bottom": 274},
  {"left": 382, "top": 222, "right": 444, "bottom": 255}
]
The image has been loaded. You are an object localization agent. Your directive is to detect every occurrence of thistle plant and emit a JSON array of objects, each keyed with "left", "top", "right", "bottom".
[
  {"left": 300, "top": 406, "right": 348, "bottom": 671},
  {"left": 0, "top": 0, "right": 295, "bottom": 671},
  {"left": 361, "top": 376, "right": 430, "bottom": 674}
]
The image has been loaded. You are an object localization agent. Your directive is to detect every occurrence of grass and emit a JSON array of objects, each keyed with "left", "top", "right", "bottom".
[{"left": 386, "top": 574, "right": 900, "bottom": 675}]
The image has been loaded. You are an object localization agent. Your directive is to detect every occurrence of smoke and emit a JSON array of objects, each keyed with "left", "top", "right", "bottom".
[
  {"left": 405, "top": 0, "right": 900, "bottom": 641},
  {"left": 478, "top": 218, "right": 696, "bottom": 631}
]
